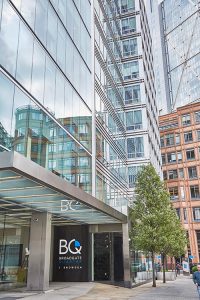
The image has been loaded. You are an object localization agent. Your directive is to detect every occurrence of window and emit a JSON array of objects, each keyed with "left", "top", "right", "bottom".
[
  {"left": 180, "top": 186, "right": 185, "bottom": 200},
  {"left": 50, "top": 128, "right": 56, "bottom": 137},
  {"left": 193, "top": 208, "right": 200, "bottom": 221},
  {"left": 121, "top": 17, "right": 136, "bottom": 35},
  {"left": 128, "top": 165, "right": 142, "bottom": 188},
  {"left": 79, "top": 124, "right": 88, "bottom": 134},
  {"left": 17, "top": 128, "right": 26, "bottom": 137},
  {"left": 31, "top": 144, "right": 38, "bottom": 153},
  {"left": 123, "top": 61, "right": 139, "bottom": 80},
  {"left": 186, "top": 148, "right": 195, "bottom": 160},
  {"left": 179, "top": 168, "right": 184, "bottom": 178},
  {"left": 16, "top": 143, "right": 25, "bottom": 152},
  {"left": 120, "top": 0, "right": 135, "bottom": 13},
  {"left": 124, "top": 85, "right": 140, "bottom": 104},
  {"left": 177, "top": 152, "right": 182, "bottom": 162},
  {"left": 165, "top": 134, "right": 174, "bottom": 146},
  {"left": 48, "top": 143, "right": 56, "bottom": 153},
  {"left": 190, "top": 185, "right": 200, "bottom": 199},
  {"left": 167, "top": 152, "right": 176, "bottom": 163},
  {"left": 58, "top": 142, "right": 75, "bottom": 152},
  {"left": 18, "top": 112, "right": 27, "bottom": 120},
  {"left": 79, "top": 157, "right": 90, "bottom": 167},
  {"left": 47, "top": 5, "right": 57, "bottom": 57},
  {"left": 109, "top": 147, "right": 117, "bottom": 161},
  {"left": 175, "top": 134, "right": 180, "bottom": 145},
  {"left": 163, "top": 171, "right": 167, "bottom": 180},
  {"left": 79, "top": 174, "right": 90, "bottom": 183},
  {"left": 48, "top": 159, "right": 56, "bottom": 169},
  {"left": 168, "top": 186, "right": 179, "bottom": 200},
  {"left": 168, "top": 169, "right": 178, "bottom": 179},
  {"left": 126, "top": 110, "right": 142, "bottom": 130},
  {"left": 183, "top": 208, "right": 187, "bottom": 222},
  {"left": 58, "top": 128, "right": 64, "bottom": 136},
  {"left": 32, "top": 112, "right": 42, "bottom": 120},
  {"left": 159, "top": 123, "right": 178, "bottom": 131},
  {"left": 127, "top": 137, "right": 144, "bottom": 158},
  {"left": 176, "top": 208, "right": 180, "bottom": 219},
  {"left": 161, "top": 154, "right": 166, "bottom": 164},
  {"left": 31, "top": 128, "right": 40, "bottom": 136},
  {"left": 197, "top": 130, "right": 200, "bottom": 141},
  {"left": 182, "top": 114, "right": 191, "bottom": 126},
  {"left": 160, "top": 136, "right": 164, "bottom": 148},
  {"left": 188, "top": 166, "right": 197, "bottom": 179},
  {"left": 195, "top": 111, "right": 200, "bottom": 123},
  {"left": 58, "top": 158, "right": 76, "bottom": 168},
  {"left": 184, "top": 131, "right": 193, "bottom": 142},
  {"left": 122, "top": 38, "right": 137, "bottom": 57}
]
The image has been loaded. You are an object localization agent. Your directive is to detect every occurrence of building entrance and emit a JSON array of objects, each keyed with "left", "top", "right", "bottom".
[
  {"left": 94, "top": 233, "right": 124, "bottom": 282},
  {"left": 0, "top": 214, "right": 30, "bottom": 289}
]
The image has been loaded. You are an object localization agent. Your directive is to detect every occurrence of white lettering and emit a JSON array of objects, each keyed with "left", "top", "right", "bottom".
[
  {"left": 61, "top": 200, "right": 76, "bottom": 211},
  {"left": 58, "top": 239, "right": 82, "bottom": 255},
  {"left": 61, "top": 200, "right": 70, "bottom": 211},
  {"left": 68, "top": 239, "right": 82, "bottom": 255},
  {"left": 59, "top": 239, "right": 68, "bottom": 254}
]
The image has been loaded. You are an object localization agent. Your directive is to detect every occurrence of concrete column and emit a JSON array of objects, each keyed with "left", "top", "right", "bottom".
[
  {"left": 122, "top": 223, "right": 132, "bottom": 288},
  {"left": 27, "top": 212, "right": 51, "bottom": 291}
]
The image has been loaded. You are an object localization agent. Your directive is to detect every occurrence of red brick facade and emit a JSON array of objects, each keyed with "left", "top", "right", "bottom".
[{"left": 159, "top": 103, "right": 200, "bottom": 263}]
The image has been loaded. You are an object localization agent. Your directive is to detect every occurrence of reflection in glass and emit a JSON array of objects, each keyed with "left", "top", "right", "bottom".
[
  {"left": 0, "top": 0, "right": 20, "bottom": 76},
  {"left": 0, "top": 70, "right": 92, "bottom": 194},
  {"left": 31, "top": 41, "right": 46, "bottom": 103},
  {"left": 0, "top": 214, "right": 30, "bottom": 286},
  {"left": 16, "top": 21, "right": 34, "bottom": 91}
]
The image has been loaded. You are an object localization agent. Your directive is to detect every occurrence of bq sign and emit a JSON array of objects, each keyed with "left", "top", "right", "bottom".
[{"left": 53, "top": 225, "right": 89, "bottom": 282}]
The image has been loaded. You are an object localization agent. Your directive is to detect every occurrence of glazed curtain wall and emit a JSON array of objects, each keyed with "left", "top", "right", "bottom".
[
  {"left": 0, "top": 0, "right": 92, "bottom": 149},
  {"left": 0, "top": 71, "right": 92, "bottom": 194},
  {"left": 0, "top": 0, "right": 92, "bottom": 193}
]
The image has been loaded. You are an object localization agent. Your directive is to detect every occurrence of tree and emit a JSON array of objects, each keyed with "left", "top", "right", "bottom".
[
  {"left": 129, "top": 164, "right": 187, "bottom": 287},
  {"left": 158, "top": 207, "right": 187, "bottom": 283}
]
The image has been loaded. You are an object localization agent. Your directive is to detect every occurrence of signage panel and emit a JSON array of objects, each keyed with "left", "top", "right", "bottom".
[
  {"left": 53, "top": 225, "right": 89, "bottom": 282},
  {"left": 182, "top": 261, "right": 190, "bottom": 273}
]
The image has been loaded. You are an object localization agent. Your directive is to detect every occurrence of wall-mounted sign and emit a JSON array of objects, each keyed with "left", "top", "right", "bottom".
[
  {"left": 53, "top": 225, "right": 89, "bottom": 282},
  {"left": 61, "top": 200, "right": 80, "bottom": 211},
  {"left": 59, "top": 239, "right": 82, "bottom": 255}
]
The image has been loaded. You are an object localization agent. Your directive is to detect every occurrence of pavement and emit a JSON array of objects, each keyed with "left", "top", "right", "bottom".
[{"left": 0, "top": 275, "right": 199, "bottom": 300}]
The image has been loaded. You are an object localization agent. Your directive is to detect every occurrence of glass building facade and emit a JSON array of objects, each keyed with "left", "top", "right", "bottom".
[
  {"left": 0, "top": 0, "right": 93, "bottom": 192},
  {"left": 106, "top": 0, "right": 161, "bottom": 196},
  {"left": 0, "top": 0, "right": 95, "bottom": 287},
  {"left": 95, "top": 0, "right": 161, "bottom": 284},
  {"left": 161, "top": 0, "right": 200, "bottom": 110},
  {"left": 0, "top": 0, "right": 161, "bottom": 290}
]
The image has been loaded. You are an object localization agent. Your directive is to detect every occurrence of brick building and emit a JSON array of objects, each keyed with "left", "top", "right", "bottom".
[{"left": 159, "top": 102, "right": 200, "bottom": 263}]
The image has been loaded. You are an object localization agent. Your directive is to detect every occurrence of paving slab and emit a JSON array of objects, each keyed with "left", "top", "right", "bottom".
[
  {"left": 74, "top": 276, "right": 198, "bottom": 300},
  {"left": 0, "top": 275, "right": 198, "bottom": 300}
]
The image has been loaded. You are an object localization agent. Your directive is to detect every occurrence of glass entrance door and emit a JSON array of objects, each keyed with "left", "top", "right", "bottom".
[
  {"left": 94, "top": 233, "right": 111, "bottom": 281},
  {"left": 94, "top": 232, "right": 124, "bottom": 282},
  {"left": 0, "top": 214, "right": 30, "bottom": 287}
]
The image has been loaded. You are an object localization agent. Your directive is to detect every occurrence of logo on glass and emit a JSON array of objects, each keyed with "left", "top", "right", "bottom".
[{"left": 59, "top": 239, "right": 82, "bottom": 255}]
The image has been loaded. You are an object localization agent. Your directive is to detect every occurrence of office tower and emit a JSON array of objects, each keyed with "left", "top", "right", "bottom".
[
  {"left": 160, "top": 0, "right": 200, "bottom": 110},
  {"left": 0, "top": 0, "right": 160, "bottom": 289},
  {"left": 160, "top": 102, "right": 200, "bottom": 263},
  {"left": 118, "top": 0, "right": 162, "bottom": 198}
]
